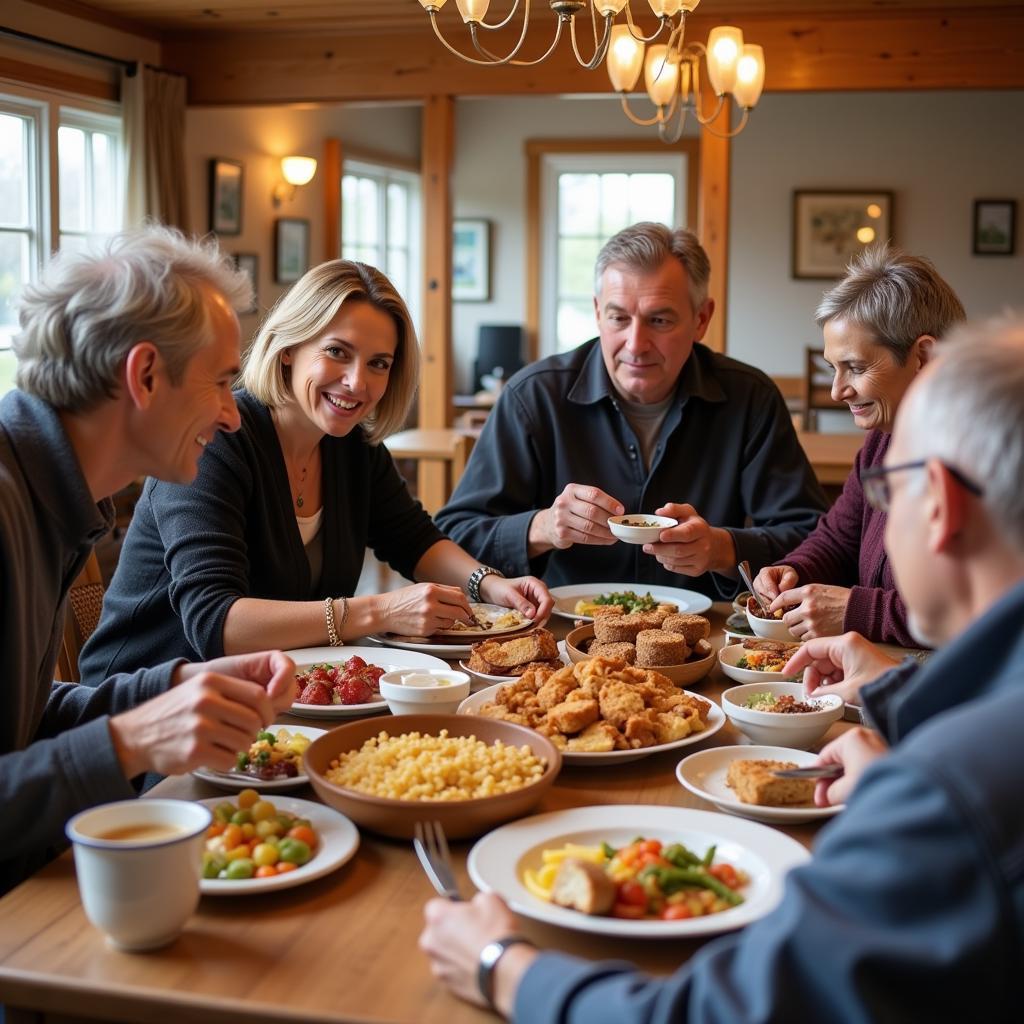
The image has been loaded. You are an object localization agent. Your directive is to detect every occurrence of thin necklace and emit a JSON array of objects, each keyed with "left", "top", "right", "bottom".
[{"left": 291, "top": 445, "right": 318, "bottom": 510}]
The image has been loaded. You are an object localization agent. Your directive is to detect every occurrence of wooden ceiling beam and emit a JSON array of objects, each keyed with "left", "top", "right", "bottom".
[{"left": 162, "top": 9, "right": 1024, "bottom": 106}]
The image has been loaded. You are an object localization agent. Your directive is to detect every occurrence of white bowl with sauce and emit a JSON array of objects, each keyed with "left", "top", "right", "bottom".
[
  {"left": 378, "top": 669, "right": 472, "bottom": 716},
  {"left": 607, "top": 514, "right": 678, "bottom": 545},
  {"left": 721, "top": 682, "right": 843, "bottom": 749}
]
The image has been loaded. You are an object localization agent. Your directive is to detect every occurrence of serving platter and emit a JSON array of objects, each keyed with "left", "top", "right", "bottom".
[
  {"left": 458, "top": 683, "right": 725, "bottom": 765},
  {"left": 675, "top": 745, "right": 845, "bottom": 824},
  {"left": 549, "top": 583, "right": 712, "bottom": 623},
  {"left": 286, "top": 645, "right": 447, "bottom": 719},
  {"left": 198, "top": 796, "right": 359, "bottom": 895},
  {"left": 192, "top": 724, "right": 326, "bottom": 791},
  {"left": 467, "top": 805, "right": 809, "bottom": 938}
]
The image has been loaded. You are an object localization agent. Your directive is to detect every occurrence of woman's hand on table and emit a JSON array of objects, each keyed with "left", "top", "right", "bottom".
[
  {"left": 775, "top": 583, "right": 852, "bottom": 639},
  {"left": 108, "top": 650, "right": 296, "bottom": 780},
  {"left": 813, "top": 727, "right": 889, "bottom": 806},
  {"left": 478, "top": 572, "right": 553, "bottom": 624},
  {"left": 755, "top": 564, "right": 800, "bottom": 601},
  {"left": 644, "top": 503, "right": 736, "bottom": 576},
  {"left": 377, "top": 581, "right": 476, "bottom": 636},
  {"left": 420, "top": 892, "right": 535, "bottom": 1016},
  {"left": 783, "top": 631, "right": 900, "bottom": 705}
]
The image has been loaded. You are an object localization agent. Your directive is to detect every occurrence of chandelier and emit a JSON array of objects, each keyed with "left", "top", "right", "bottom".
[{"left": 416, "top": 1, "right": 766, "bottom": 142}]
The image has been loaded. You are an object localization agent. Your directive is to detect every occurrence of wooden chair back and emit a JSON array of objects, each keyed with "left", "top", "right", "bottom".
[
  {"left": 802, "top": 347, "right": 846, "bottom": 431},
  {"left": 55, "top": 552, "right": 105, "bottom": 683},
  {"left": 383, "top": 428, "right": 477, "bottom": 515}
]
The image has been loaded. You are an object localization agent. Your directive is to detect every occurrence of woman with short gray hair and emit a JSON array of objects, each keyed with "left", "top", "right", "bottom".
[{"left": 754, "top": 244, "right": 965, "bottom": 650}]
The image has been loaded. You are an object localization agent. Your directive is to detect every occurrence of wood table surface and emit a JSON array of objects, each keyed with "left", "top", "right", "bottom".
[{"left": 0, "top": 604, "right": 849, "bottom": 1024}]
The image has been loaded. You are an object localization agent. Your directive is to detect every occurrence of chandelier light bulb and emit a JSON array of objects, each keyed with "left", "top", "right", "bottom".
[
  {"left": 418, "top": 0, "right": 447, "bottom": 9},
  {"left": 680, "top": 0, "right": 701, "bottom": 10},
  {"left": 706, "top": 25, "right": 744, "bottom": 95},
  {"left": 607, "top": 24, "right": 645, "bottom": 92},
  {"left": 731, "top": 43, "right": 765, "bottom": 108},
  {"left": 644, "top": 44, "right": 680, "bottom": 107},
  {"left": 648, "top": 0, "right": 682, "bottom": 16},
  {"left": 595, "top": 0, "right": 630, "bottom": 14},
  {"left": 455, "top": 0, "right": 490, "bottom": 24}
]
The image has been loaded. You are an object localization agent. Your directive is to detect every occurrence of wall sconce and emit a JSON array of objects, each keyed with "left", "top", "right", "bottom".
[{"left": 272, "top": 156, "right": 317, "bottom": 207}]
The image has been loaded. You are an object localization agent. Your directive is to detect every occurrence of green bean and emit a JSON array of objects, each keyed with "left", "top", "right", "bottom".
[
  {"left": 642, "top": 866, "right": 744, "bottom": 906},
  {"left": 663, "top": 843, "right": 701, "bottom": 868}
]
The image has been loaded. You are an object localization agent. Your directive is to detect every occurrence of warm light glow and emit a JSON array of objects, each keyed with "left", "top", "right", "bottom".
[
  {"left": 679, "top": 58, "right": 692, "bottom": 102},
  {"left": 680, "top": 0, "right": 701, "bottom": 10},
  {"left": 867, "top": 203, "right": 882, "bottom": 218},
  {"left": 607, "top": 24, "right": 645, "bottom": 92},
  {"left": 595, "top": 0, "right": 629, "bottom": 14},
  {"left": 648, "top": 0, "right": 682, "bottom": 15},
  {"left": 455, "top": 0, "right": 489, "bottom": 23},
  {"left": 706, "top": 25, "right": 743, "bottom": 95},
  {"left": 731, "top": 44, "right": 765, "bottom": 108},
  {"left": 644, "top": 45, "right": 679, "bottom": 107},
  {"left": 418, "top": 0, "right": 447, "bottom": 8},
  {"left": 857, "top": 226, "right": 876, "bottom": 244},
  {"left": 281, "top": 156, "right": 317, "bottom": 187}
]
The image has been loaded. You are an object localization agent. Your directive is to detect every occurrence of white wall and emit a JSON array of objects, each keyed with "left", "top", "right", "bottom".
[
  {"left": 727, "top": 90, "right": 1024, "bottom": 375},
  {"left": 185, "top": 102, "right": 421, "bottom": 338}
]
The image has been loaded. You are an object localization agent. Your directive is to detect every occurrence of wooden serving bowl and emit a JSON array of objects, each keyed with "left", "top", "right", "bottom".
[
  {"left": 565, "top": 624, "right": 716, "bottom": 687},
  {"left": 304, "top": 714, "right": 561, "bottom": 840}
]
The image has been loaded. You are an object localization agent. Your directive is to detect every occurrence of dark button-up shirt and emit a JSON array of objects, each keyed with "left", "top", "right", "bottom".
[{"left": 436, "top": 340, "right": 827, "bottom": 596}]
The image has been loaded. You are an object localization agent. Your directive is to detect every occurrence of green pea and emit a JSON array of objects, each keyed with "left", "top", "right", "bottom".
[
  {"left": 278, "top": 838, "right": 311, "bottom": 865},
  {"left": 230, "top": 809, "right": 253, "bottom": 825},
  {"left": 225, "top": 858, "right": 255, "bottom": 880},
  {"left": 201, "top": 853, "right": 226, "bottom": 879},
  {"left": 213, "top": 802, "right": 237, "bottom": 823}
]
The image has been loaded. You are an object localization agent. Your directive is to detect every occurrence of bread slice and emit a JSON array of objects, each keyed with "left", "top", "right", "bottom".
[
  {"left": 472, "top": 627, "right": 557, "bottom": 669},
  {"left": 550, "top": 858, "right": 616, "bottom": 915},
  {"left": 726, "top": 759, "right": 814, "bottom": 806}
]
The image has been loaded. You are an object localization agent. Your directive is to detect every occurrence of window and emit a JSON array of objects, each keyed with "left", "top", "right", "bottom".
[
  {"left": 0, "top": 86, "right": 122, "bottom": 393},
  {"left": 539, "top": 150, "right": 690, "bottom": 355},
  {"left": 342, "top": 159, "right": 421, "bottom": 332}
]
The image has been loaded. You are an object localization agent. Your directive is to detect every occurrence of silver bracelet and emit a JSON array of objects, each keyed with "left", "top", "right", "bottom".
[{"left": 467, "top": 565, "right": 505, "bottom": 603}]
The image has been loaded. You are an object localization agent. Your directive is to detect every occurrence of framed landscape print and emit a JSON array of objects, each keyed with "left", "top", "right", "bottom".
[
  {"left": 274, "top": 218, "right": 310, "bottom": 284},
  {"left": 233, "top": 253, "right": 258, "bottom": 314},
  {"left": 973, "top": 199, "right": 1016, "bottom": 255},
  {"left": 792, "top": 190, "right": 893, "bottom": 279},
  {"left": 453, "top": 218, "right": 491, "bottom": 301},
  {"left": 209, "top": 158, "right": 243, "bottom": 235}
]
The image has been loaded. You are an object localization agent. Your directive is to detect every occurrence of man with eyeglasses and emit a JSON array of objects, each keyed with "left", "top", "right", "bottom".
[{"left": 420, "top": 317, "right": 1024, "bottom": 1023}]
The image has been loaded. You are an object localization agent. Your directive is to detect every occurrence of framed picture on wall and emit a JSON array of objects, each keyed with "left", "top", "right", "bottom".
[
  {"left": 233, "top": 253, "right": 258, "bottom": 314},
  {"left": 274, "top": 218, "right": 310, "bottom": 284},
  {"left": 973, "top": 199, "right": 1016, "bottom": 255},
  {"left": 792, "top": 190, "right": 893, "bottom": 279},
  {"left": 453, "top": 218, "right": 491, "bottom": 301},
  {"left": 208, "top": 158, "right": 243, "bottom": 235}
]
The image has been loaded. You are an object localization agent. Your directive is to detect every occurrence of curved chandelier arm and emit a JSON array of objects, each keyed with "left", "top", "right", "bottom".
[
  {"left": 470, "top": 15, "right": 567, "bottom": 67},
  {"left": 618, "top": 93, "right": 663, "bottom": 128},
  {"left": 474, "top": 0, "right": 523, "bottom": 31},
  {"left": 696, "top": 106, "right": 751, "bottom": 139},
  {"left": 570, "top": 12, "right": 614, "bottom": 70},
  {"left": 657, "top": 102, "right": 691, "bottom": 144},
  {"left": 623, "top": 4, "right": 671, "bottom": 45},
  {"left": 427, "top": 11, "right": 529, "bottom": 65}
]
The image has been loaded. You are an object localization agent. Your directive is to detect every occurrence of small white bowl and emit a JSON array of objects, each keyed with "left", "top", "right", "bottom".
[
  {"left": 719, "top": 643, "right": 801, "bottom": 685},
  {"left": 721, "top": 681, "right": 843, "bottom": 750},
  {"left": 745, "top": 601, "right": 799, "bottom": 642},
  {"left": 378, "top": 669, "right": 471, "bottom": 716},
  {"left": 607, "top": 514, "right": 677, "bottom": 545}
]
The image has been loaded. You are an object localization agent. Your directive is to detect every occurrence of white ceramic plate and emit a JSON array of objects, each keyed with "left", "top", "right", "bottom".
[
  {"left": 288, "top": 645, "right": 448, "bottom": 719},
  {"left": 719, "top": 643, "right": 801, "bottom": 684},
  {"left": 549, "top": 583, "right": 712, "bottom": 623},
  {"left": 467, "top": 805, "right": 809, "bottom": 938},
  {"left": 458, "top": 683, "right": 725, "bottom": 765},
  {"left": 366, "top": 633, "right": 481, "bottom": 658},
  {"left": 198, "top": 796, "right": 360, "bottom": 895},
  {"left": 192, "top": 724, "right": 326, "bottom": 791},
  {"left": 431, "top": 603, "right": 531, "bottom": 639},
  {"left": 675, "top": 745, "right": 845, "bottom": 824}
]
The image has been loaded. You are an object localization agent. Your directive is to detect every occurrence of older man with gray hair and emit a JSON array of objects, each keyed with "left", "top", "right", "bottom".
[
  {"left": 1, "top": 227, "right": 294, "bottom": 896},
  {"left": 420, "top": 316, "right": 1024, "bottom": 1023},
  {"left": 437, "top": 221, "right": 826, "bottom": 595}
]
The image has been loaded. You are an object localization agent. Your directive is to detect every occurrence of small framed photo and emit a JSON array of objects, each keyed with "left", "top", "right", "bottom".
[
  {"left": 793, "top": 190, "right": 893, "bottom": 279},
  {"left": 233, "top": 253, "right": 258, "bottom": 314},
  {"left": 453, "top": 218, "right": 491, "bottom": 301},
  {"left": 973, "top": 199, "right": 1016, "bottom": 256},
  {"left": 208, "top": 158, "right": 243, "bottom": 235},
  {"left": 274, "top": 218, "right": 310, "bottom": 284}
]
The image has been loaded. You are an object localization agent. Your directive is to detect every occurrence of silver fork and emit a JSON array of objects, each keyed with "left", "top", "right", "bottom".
[{"left": 413, "top": 820, "right": 464, "bottom": 901}]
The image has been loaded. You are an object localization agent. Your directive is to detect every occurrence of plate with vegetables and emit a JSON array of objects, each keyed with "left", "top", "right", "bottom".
[
  {"left": 198, "top": 792, "right": 359, "bottom": 895},
  {"left": 468, "top": 805, "right": 809, "bottom": 938},
  {"left": 192, "top": 725, "right": 325, "bottom": 791},
  {"left": 548, "top": 583, "right": 712, "bottom": 623}
]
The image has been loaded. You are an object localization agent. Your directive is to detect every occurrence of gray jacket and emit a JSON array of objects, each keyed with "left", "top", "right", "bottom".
[{"left": 0, "top": 390, "right": 178, "bottom": 895}]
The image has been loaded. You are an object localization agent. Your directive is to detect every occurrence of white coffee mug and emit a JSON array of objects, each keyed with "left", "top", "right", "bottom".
[{"left": 65, "top": 798, "right": 211, "bottom": 952}]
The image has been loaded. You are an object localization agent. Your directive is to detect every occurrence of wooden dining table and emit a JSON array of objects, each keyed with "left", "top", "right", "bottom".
[{"left": 0, "top": 605, "right": 850, "bottom": 1024}]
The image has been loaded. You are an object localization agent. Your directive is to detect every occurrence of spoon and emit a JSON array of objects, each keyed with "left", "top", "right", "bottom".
[{"left": 737, "top": 560, "right": 772, "bottom": 618}]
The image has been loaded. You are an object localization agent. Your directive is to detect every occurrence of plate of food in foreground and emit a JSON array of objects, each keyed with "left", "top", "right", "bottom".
[
  {"left": 287, "top": 646, "right": 448, "bottom": 719},
  {"left": 549, "top": 583, "right": 712, "bottom": 622},
  {"left": 458, "top": 656, "right": 725, "bottom": 765},
  {"left": 459, "top": 627, "right": 565, "bottom": 690},
  {"left": 197, "top": 793, "right": 359, "bottom": 895},
  {"left": 192, "top": 724, "right": 325, "bottom": 791},
  {"left": 429, "top": 603, "right": 531, "bottom": 639},
  {"left": 719, "top": 640, "right": 802, "bottom": 684},
  {"left": 675, "top": 745, "right": 845, "bottom": 824},
  {"left": 467, "top": 805, "right": 809, "bottom": 938}
]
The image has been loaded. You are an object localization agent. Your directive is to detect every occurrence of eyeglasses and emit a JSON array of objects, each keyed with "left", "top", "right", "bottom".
[{"left": 860, "top": 459, "right": 984, "bottom": 512}]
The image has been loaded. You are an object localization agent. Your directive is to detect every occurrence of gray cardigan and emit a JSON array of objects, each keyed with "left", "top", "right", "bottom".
[
  {"left": 81, "top": 389, "right": 444, "bottom": 680},
  {"left": 0, "top": 390, "right": 177, "bottom": 896}
]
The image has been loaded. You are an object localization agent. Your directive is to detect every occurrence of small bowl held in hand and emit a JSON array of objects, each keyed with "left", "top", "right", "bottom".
[
  {"left": 378, "top": 669, "right": 471, "bottom": 716},
  {"left": 607, "top": 514, "right": 678, "bottom": 545},
  {"left": 745, "top": 597, "right": 799, "bottom": 642}
]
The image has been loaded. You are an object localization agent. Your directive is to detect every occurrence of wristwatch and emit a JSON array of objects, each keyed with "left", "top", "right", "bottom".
[
  {"left": 467, "top": 564, "right": 505, "bottom": 603},
  {"left": 478, "top": 934, "right": 534, "bottom": 1009}
]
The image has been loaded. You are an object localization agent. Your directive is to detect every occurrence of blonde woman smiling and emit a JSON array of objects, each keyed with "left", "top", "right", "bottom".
[{"left": 81, "top": 260, "right": 550, "bottom": 681}]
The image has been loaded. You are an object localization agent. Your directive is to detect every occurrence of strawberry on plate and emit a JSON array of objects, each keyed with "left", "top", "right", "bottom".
[{"left": 299, "top": 681, "right": 331, "bottom": 706}]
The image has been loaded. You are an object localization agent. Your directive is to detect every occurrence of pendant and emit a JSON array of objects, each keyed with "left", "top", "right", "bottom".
[{"left": 296, "top": 495, "right": 304, "bottom": 508}]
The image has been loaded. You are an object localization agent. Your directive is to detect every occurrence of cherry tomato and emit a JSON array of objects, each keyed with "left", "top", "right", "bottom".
[
  {"left": 287, "top": 825, "right": 317, "bottom": 849},
  {"left": 276, "top": 861, "right": 299, "bottom": 874},
  {"left": 611, "top": 902, "right": 645, "bottom": 919},
  {"left": 709, "top": 863, "right": 739, "bottom": 889},
  {"left": 638, "top": 839, "right": 662, "bottom": 856},
  {"left": 661, "top": 904, "right": 693, "bottom": 920},
  {"left": 617, "top": 880, "right": 648, "bottom": 907}
]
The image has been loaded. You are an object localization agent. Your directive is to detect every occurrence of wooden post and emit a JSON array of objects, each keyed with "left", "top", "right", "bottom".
[
  {"left": 698, "top": 88, "right": 730, "bottom": 354},
  {"left": 323, "top": 138, "right": 342, "bottom": 261}
]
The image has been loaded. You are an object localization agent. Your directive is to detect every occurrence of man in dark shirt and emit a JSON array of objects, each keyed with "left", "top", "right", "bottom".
[{"left": 436, "top": 223, "right": 826, "bottom": 595}]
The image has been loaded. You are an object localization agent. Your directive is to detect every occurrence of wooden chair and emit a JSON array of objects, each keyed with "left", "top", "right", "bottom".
[
  {"left": 802, "top": 347, "right": 846, "bottom": 431},
  {"left": 55, "top": 552, "right": 105, "bottom": 683},
  {"left": 383, "top": 428, "right": 477, "bottom": 515}
]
